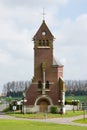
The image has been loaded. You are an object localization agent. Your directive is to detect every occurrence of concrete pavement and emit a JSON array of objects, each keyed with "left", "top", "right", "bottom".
[
  {"left": 35, "top": 115, "right": 87, "bottom": 127},
  {"left": 0, "top": 113, "right": 87, "bottom": 127}
]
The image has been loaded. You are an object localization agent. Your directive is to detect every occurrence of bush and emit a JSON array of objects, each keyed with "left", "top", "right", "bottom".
[
  {"left": 3, "top": 107, "right": 10, "bottom": 112},
  {"left": 50, "top": 106, "right": 57, "bottom": 114},
  {"left": 65, "top": 100, "right": 80, "bottom": 105},
  {"left": 65, "top": 100, "right": 72, "bottom": 105},
  {"left": 0, "top": 101, "right": 2, "bottom": 105}
]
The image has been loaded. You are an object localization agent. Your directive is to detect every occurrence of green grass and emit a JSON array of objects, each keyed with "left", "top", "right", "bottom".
[
  {"left": 74, "top": 118, "right": 87, "bottom": 124},
  {"left": 66, "top": 96, "right": 87, "bottom": 102},
  {"left": 8, "top": 110, "right": 83, "bottom": 119},
  {"left": 0, "top": 119, "right": 87, "bottom": 130}
]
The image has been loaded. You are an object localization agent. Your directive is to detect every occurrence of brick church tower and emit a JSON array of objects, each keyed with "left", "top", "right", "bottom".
[{"left": 25, "top": 20, "right": 65, "bottom": 113}]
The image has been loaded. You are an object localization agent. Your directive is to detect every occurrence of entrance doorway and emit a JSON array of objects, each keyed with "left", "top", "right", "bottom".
[
  {"left": 40, "top": 100, "right": 48, "bottom": 112},
  {"left": 36, "top": 96, "right": 51, "bottom": 112}
]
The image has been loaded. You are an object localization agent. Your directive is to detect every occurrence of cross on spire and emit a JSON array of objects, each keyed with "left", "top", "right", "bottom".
[{"left": 42, "top": 8, "right": 46, "bottom": 21}]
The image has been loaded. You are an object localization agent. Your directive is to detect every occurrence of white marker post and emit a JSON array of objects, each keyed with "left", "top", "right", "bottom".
[{"left": 13, "top": 106, "right": 16, "bottom": 117}]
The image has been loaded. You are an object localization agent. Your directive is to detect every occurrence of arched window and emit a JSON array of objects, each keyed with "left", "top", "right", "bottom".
[
  {"left": 38, "top": 81, "right": 42, "bottom": 89},
  {"left": 43, "top": 40, "right": 45, "bottom": 46},
  {"left": 46, "top": 40, "right": 49, "bottom": 46},
  {"left": 46, "top": 81, "right": 49, "bottom": 89},
  {"left": 39, "top": 40, "right": 42, "bottom": 46}
]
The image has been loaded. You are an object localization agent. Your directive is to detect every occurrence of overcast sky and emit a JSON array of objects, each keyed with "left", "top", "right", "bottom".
[{"left": 0, "top": 0, "right": 87, "bottom": 93}]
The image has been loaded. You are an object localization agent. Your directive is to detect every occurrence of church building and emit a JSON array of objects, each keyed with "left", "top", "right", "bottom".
[{"left": 25, "top": 20, "right": 65, "bottom": 113}]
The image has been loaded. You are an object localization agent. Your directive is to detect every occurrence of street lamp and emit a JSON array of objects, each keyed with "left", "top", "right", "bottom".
[
  {"left": 82, "top": 102, "right": 86, "bottom": 120},
  {"left": 72, "top": 100, "right": 80, "bottom": 112},
  {"left": 72, "top": 100, "right": 75, "bottom": 112},
  {"left": 58, "top": 99, "right": 63, "bottom": 114},
  {"left": 77, "top": 100, "right": 80, "bottom": 110}
]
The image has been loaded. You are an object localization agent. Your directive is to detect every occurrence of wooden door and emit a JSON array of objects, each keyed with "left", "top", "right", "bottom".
[{"left": 40, "top": 101, "right": 48, "bottom": 112}]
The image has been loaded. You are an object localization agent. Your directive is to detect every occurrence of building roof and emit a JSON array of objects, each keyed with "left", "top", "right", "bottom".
[
  {"left": 59, "top": 77, "right": 65, "bottom": 91},
  {"left": 53, "top": 57, "right": 63, "bottom": 67},
  {"left": 33, "top": 20, "right": 54, "bottom": 41}
]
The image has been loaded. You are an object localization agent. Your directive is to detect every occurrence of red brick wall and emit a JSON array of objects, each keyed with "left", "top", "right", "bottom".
[
  {"left": 26, "top": 82, "right": 59, "bottom": 105},
  {"left": 26, "top": 65, "right": 63, "bottom": 106},
  {"left": 26, "top": 21, "right": 63, "bottom": 107},
  {"left": 25, "top": 47, "right": 63, "bottom": 106},
  {"left": 34, "top": 48, "right": 53, "bottom": 81},
  {"left": 58, "top": 67, "right": 63, "bottom": 79}
]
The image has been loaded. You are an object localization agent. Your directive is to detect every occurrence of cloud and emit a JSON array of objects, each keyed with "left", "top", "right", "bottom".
[
  {"left": 0, "top": 0, "right": 87, "bottom": 93},
  {"left": 0, "top": 0, "right": 68, "bottom": 7},
  {"left": 54, "top": 14, "right": 87, "bottom": 46},
  {"left": 0, "top": 49, "right": 14, "bottom": 65},
  {"left": 0, "top": 0, "right": 68, "bottom": 28},
  {"left": 54, "top": 14, "right": 87, "bottom": 79}
]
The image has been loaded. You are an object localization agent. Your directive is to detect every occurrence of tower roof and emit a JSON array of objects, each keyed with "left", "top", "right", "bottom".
[
  {"left": 33, "top": 20, "right": 54, "bottom": 41},
  {"left": 53, "top": 57, "right": 63, "bottom": 67}
]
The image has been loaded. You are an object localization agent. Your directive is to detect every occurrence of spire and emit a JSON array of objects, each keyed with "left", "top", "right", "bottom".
[{"left": 42, "top": 8, "right": 46, "bottom": 21}]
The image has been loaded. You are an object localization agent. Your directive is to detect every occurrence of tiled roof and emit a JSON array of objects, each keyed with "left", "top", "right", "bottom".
[{"left": 53, "top": 57, "right": 63, "bottom": 67}]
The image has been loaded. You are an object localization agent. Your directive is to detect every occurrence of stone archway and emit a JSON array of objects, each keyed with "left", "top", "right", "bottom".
[
  {"left": 38, "top": 99, "right": 49, "bottom": 112},
  {"left": 35, "top": 95, "right": 53, "bottom": 112}
]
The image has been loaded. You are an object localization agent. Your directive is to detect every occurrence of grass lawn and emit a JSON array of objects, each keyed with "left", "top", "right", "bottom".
[
  {"left": 66, "top": 96, "right": 87, "bottom": 102},
  {"left": 73, "top": 118, "right": 87, "bottom": 124},
  {"left": 8, "top": 110, "right": 84, "bottom": 119},
  {"left": 0, "top": 119, "right": 87, "bottom": 130}
]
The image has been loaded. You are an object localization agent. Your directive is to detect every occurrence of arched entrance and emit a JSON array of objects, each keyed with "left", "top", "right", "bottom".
[
  {"left": 35, "top": 95, "right": 53, "bottom": 112},
  {"left": 39, "top": 99, "right": 49, "bottom": 112}
]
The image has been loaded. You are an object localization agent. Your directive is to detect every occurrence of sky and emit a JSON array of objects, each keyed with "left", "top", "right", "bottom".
[{"left": 0, "top": 0, "right": 87, "bottom": 93}]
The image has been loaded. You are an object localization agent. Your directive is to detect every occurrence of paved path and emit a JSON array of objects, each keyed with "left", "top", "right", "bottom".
[
  {"left": 35, "top": 115, "right": 87, "bottom": 127},
  {"left": 0, "top": 104, "right": 8, "bottom": 112},
  {"left": 0, "top": 112, "right": 87, "bottom": 127},
  {"left": 0, "top": 100, "right": 9, "bottom": 112}
]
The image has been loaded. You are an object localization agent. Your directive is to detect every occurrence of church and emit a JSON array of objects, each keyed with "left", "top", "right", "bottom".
[{"left": 25, "top": 19, "right": 65, "bottom": 113}]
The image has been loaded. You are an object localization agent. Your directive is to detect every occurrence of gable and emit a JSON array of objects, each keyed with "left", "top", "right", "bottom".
[{"left": 33, "top": 20, "right": 54, "bottom": 41}]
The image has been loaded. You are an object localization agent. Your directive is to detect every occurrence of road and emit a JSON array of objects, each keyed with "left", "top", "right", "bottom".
[
  {"left": 0, "top": 112, "right": 87, "bottom": 127},
  {"left": 0, "top": 103, "right": 87, "bottom": 127},
  {"left": 0, "top": 102, "right": 8, "bottom": 112}
]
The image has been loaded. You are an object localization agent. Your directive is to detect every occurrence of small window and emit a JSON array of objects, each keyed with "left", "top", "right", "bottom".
[
  {"left": 42, "top": 31, "right": 46, "bottom": 36},
  {"left": 46, "top": 81, "right": 49, "bottom": 89},
  {"left": 46, "top": 40, "right": 49, "bottom": 46},
  {"left": 38, "top": 81, "right": 42, "bottom": 89},
  {"left": 39, "top": 40, "right": 42, "bottom": 46},
  {"left": 43, "top": 40, "right": 45, "bottom": 46}
]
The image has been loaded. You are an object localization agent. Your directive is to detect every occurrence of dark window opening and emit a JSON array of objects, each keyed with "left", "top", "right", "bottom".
[
  {"left": 38, "top": 81, "right": 42, "bottom": 89},
  {"left": 43, "top": 40, "right": 45, "bottom": 46},
  {"left": 38, "top": 40, "right": 49, "bottom": 47},
  {"left": 39, "top": 40, "right": 42, "bottom": 46},
  {"left": 46, "top": 40, "right": 49, "bottom": 46},
  {"left": 46, "top": 81, "right": 49, "bottom": 89}
]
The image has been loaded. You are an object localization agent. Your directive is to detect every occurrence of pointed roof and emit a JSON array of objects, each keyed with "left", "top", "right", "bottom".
[
  {"left": 33, "top": 20, "right": 54, "bottom": 41},
  {"left": 59, "top": 77, "right": 65, "bottom": 91},
  {"left": 53, "top": 57, "right": 63, "bottom": 67}
]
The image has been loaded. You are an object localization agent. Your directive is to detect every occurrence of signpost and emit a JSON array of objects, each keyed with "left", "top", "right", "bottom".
[{"left": 13, "top": 106, "right": 16, "bottom": 117}]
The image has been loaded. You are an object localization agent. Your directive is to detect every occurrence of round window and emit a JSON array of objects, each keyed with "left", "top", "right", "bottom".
[{"left": 42, "top": 31, "right": 46, "bottom": 35}]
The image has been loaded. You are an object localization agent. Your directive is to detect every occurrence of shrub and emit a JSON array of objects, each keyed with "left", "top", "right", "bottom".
[
  {"left": 65, "top": 100, "right": 80, "bottom": 105},
  {"left": 50, "top": 106, "right": 57, "bottom": 114},
  {"left": 65, "top": 100, "right": 72, "bottom": 105},
  {"left": 3, "top": 107, "right": 10, "bottom": 112}
]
